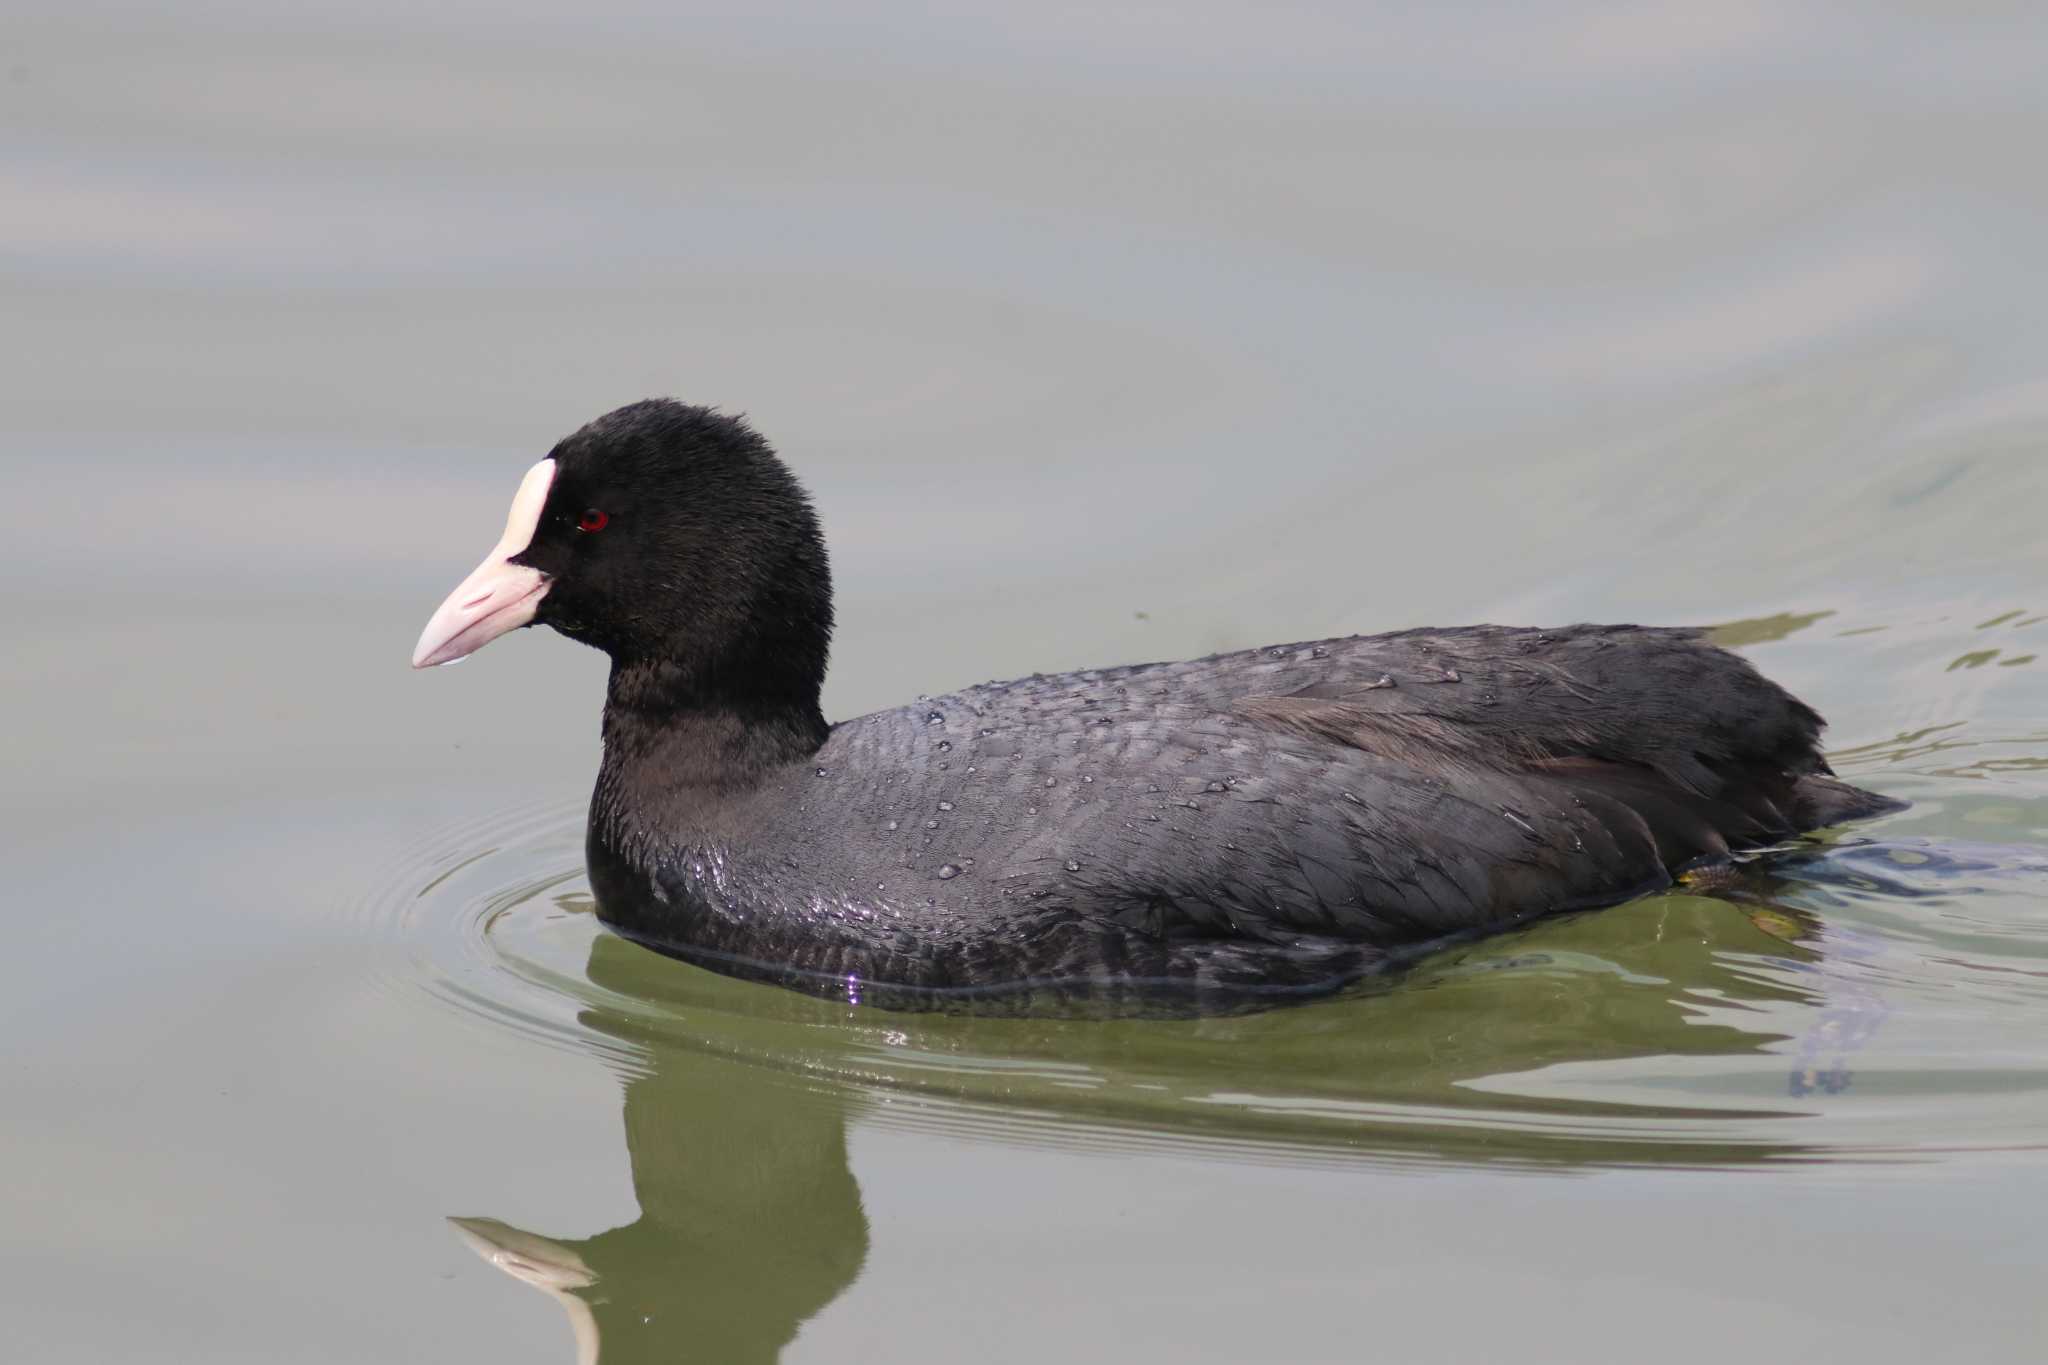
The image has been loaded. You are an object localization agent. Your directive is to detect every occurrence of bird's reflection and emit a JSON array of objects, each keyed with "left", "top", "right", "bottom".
[
  {"left": 448, "top": 838, "right": 2013, "bottom": 1361},
  {"left": 452, "top": 932, "right": 869, "bottom": 1365}
]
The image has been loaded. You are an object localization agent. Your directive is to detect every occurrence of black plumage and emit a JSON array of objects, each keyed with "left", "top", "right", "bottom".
[{"left": 426, "top": 399, "right": 1900, "bottom": 1012}]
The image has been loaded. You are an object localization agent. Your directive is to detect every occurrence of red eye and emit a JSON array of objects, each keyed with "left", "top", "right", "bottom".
[{"left": 576, "top": 508, "right": 609, "bottom": 533}]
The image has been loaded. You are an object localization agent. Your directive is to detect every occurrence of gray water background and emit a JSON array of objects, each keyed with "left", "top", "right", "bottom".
[{"left": 5, "top": 3, "right": 2047, "bottom": 1362}]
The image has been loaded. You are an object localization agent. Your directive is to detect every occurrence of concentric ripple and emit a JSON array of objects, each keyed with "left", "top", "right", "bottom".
[{"left": 362, "top": 800, "right": 2048, "bottom": 1170}]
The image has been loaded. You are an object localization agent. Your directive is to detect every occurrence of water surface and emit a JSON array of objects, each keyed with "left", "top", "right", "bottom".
[{"left": 6, "top": 4, "right": 2047, "bottom": 1362}]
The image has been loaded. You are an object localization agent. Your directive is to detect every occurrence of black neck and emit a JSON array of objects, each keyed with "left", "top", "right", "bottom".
[
  {"left": 593, "top": 655, "right": 828, "bottom": 848},
  {"left": 603, "top": 653, "right": 826, "bottom": 767}
]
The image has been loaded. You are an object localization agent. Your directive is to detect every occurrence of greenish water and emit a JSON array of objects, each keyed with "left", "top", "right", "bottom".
[{"left": 7, "top": 5, "right": 2048, "bottom": 1362}]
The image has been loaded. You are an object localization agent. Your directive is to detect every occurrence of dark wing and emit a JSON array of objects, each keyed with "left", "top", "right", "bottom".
[
  {"left": 1223, "top": 625, "right": 1894, "bottom": 903},
  {"left": 982, "top": 626, "right": 1898, "bottom": 976},
  {"left": 1232, "top": 624, "right": 1827, "bottom": 794}
]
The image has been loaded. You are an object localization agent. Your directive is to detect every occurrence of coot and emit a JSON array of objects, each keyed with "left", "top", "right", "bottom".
[{"left": 414, "top": 400, "right": 1897, "bottom": 1010}]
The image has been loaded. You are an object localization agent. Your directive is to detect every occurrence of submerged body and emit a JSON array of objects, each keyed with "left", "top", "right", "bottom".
[{"left": 415, "top": 401, "right": 1897, "bottom": 1011}]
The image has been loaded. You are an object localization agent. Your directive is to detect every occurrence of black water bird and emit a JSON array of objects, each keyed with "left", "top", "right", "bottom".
[{"left": 413, "top": 400, "right": 1898, "bottom": 1010}]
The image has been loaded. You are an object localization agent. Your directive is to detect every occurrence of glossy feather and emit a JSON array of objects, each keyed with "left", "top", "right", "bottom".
[{"left": 586, "top": 624, "right": 1896, "bottom": 1009}]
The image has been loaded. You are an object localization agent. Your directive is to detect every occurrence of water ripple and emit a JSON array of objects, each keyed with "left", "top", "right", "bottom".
[{"left": 357, "top": 801, "right": 2048, "bottom": 1171}]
